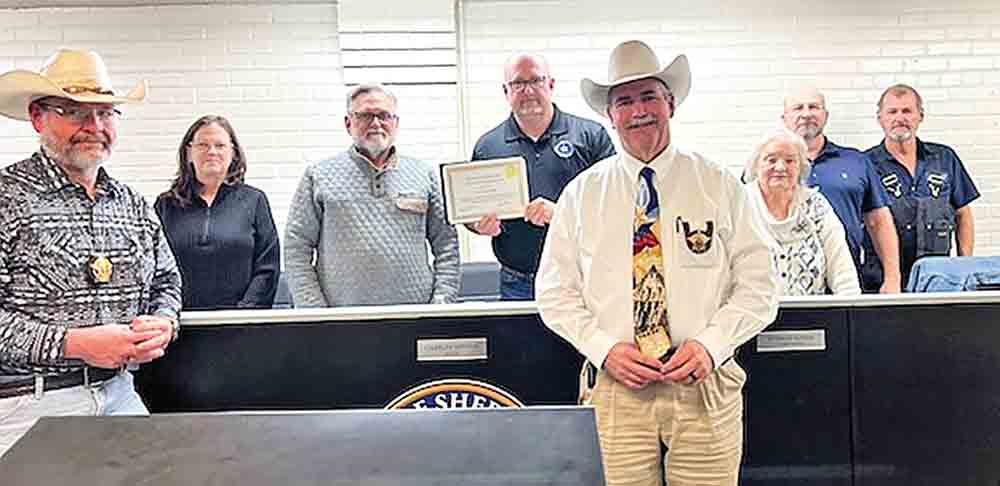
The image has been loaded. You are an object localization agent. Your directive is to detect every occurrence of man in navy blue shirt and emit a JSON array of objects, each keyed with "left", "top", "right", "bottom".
[
  {"left": 861, "top": 84, "right": 979, "bottom": 291},
  {"left": 467, "top": 53, "right": 616, "bottom": 300},
  {"left": 781, "top": 87, "right": 902, "bottom": 293}
]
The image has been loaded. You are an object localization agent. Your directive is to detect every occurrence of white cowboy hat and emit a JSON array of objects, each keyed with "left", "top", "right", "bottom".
[
  {"left": 0, "top": 48, "right": 145, "bottom": 121},
  {"left": 580, "top": 40, "right": 691, "bottom": 118}
]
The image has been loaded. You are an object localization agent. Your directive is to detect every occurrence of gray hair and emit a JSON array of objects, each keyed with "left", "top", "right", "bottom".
[
  {"left": 877, "top": 83, "right": 924, "bottom": 116},
  {"left": 345, "top": 83, "right": 398, "bottom": 113},
  {"left": 744, "top": 127, "right": 812, "bottom": 186}
]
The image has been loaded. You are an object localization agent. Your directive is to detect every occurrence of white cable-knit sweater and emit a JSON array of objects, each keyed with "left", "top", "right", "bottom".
[{"left": 748, "top": 186, "right": 861, "bottom": 296}]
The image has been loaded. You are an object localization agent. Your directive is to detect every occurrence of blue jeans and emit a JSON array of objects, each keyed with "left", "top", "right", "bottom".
[
  {"left": 0, "top": 370, "right": 147, "bottom": 456},
  {"left": 100, "top": 370, "right": 149, "bottom": 416},
  {"left": 500, "top": 266, "right": 535, "bottom": 301}
]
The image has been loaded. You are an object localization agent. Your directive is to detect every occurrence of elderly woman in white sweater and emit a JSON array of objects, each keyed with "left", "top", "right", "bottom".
[{"left": 745, "top": 128, "right": 861, "bottom": 296}]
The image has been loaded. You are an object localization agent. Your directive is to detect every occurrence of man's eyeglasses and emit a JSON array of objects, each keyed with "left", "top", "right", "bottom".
[
  {"left": 190, "top": 142, "right": 232, "bottom": 153},
  {"left": 351, "top": 111, "right": 397, "bottom": 124},
  {"left": 506, "top": 76, "right": 548, "bottom": 93},
  {"left": 38, "top": 103, "right": 122, "bottom": 123}
]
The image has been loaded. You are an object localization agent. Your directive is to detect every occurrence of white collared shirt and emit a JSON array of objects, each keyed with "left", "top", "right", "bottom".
[{"left": 535, "top": 144, "right": 779, "bottom": 369}]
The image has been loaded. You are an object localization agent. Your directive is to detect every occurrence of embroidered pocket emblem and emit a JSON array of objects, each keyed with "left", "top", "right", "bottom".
[
  {"left": 680, "top": 220, "right": 714, "bottom": 254},
  {"left": 881, "top": 173, "right": 902, "bottom": 198},
  {"left": 927, "top": 173, "right": 947, "bottom": 199}
]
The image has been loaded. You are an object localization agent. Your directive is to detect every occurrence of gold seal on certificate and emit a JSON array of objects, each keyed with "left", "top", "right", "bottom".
[{"left": 440, "top": 157, "right": 530, "bottom": 225}]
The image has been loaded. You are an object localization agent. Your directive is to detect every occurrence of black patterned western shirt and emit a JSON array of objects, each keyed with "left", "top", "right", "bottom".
[{"left": 0, "top": 151, "right": 182, "bottom": 376}]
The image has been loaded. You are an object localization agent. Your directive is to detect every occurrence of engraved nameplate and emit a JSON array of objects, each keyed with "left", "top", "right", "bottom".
[
  {"left": 756, "top": 330, "right": 827, "bottom": 353},
  {"left": 416, "top": 337, "right": 488, "bottom": 361}
]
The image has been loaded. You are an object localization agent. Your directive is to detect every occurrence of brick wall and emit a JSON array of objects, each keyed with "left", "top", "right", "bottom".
[
  {"left": 0, "top": 2, "right": 343, "bottom": 239},
  {"left": 339, "top": 0, "right": 459, "bottom": 164},
  {"left": 1, "top": 0, "right": 998, "bottom": 261},
  {"left": 461, "top": 0, "right": 1000, "bottom": 256}
]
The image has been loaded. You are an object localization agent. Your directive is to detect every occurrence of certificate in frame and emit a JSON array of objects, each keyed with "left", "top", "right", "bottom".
[{"left": 440, "top": 156, "right": 530, "bottom": 225}]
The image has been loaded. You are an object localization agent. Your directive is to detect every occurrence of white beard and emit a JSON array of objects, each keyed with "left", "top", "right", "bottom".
[
  {"left": 795, "top": 123, "right": 822, "bottom": 140},
  {"left": 888, "top": 127, "right": 914, "bottom": 143},
  {"left": 40, "top": 131, "right": 111, "bottom": 171},
  {"left": 356, "top": 133, "right": 393, "bottom": 158}
]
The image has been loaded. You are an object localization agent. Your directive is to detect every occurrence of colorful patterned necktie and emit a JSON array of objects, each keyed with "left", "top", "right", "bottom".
[{"left": 633, "top": 166, "right": 673, "bottom": 362}]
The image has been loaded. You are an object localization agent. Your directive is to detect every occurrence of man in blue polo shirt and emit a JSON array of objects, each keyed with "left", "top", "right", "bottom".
[
  {"left": 467, "top": 53, "right": 616, "bottom": 300},
  {"left": 861, "top": 84, "right": 979, "bottom": 291},
  {"left": 781, "top": 86, "right": 902, "bottom": 293}
]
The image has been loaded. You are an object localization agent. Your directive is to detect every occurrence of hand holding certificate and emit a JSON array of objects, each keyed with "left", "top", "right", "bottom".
[{"left": 440, "top": 157, "right": 530, "bottom": 225}]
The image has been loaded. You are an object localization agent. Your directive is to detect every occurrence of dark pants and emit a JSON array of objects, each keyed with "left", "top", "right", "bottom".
[{"left": 861, "top": 258, "right": 912, "bottom": 293}]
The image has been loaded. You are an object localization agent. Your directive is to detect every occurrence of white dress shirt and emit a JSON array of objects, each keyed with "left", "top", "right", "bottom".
[{"left": 536, "top": 144, "right": 779, "bottom": 370}]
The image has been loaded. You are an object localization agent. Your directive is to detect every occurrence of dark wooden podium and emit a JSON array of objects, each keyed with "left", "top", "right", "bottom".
[
  {"left": 0, "top": 407, "right": 605, "bottom": 486},
  {"left": 12, "top": 295, "right": 996, "bottom": 485}
]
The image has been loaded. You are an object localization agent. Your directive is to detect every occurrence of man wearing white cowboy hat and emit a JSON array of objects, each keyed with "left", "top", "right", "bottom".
[
  {"left": 536, "top": 40, "right": 777, "bottom": 485},
  {"left": 0, "top": 49, "right": 181, "bottom": 454}
]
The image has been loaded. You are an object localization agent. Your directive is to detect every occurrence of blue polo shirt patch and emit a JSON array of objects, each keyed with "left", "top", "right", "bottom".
[{"left": 553, "top": 139, "right": 575, "bottom": 158}]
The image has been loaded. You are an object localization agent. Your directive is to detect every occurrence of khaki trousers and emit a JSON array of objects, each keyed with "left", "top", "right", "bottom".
[{"left": 590, "top": 359, "right": 746, "bottom": 486}]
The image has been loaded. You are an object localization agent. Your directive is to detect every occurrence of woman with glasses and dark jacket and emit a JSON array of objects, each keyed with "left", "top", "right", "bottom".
[{"left": 155, "top": 115, "right": 280, "bottom": 310}]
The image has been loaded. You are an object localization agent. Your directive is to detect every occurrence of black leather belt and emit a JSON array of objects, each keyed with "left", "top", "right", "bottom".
[{"left": 0, "top": 367, "right": 119, "bottom": 400}]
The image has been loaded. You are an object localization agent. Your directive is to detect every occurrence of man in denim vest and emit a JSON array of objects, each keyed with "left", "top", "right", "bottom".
[{"left": 861, "top": 84, "right": 979, "bottom": 291}]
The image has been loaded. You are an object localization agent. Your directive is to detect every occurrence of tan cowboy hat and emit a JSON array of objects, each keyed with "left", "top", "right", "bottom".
[
  {"left": 0, "top": 48, "right": 146, "bottom": 121},
  {"left": 581, "top": 40, "right": 691, "bottom": 118}
]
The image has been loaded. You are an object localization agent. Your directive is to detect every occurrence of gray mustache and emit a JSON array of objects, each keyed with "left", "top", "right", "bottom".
[
  {"left": 72, "top": 136, "right": 108, "bottom": 144},
  {"left": 626, "top": 115, "right": 657, "bottom": 128}
]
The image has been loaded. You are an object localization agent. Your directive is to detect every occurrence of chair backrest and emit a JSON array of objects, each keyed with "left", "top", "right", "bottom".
[
  {"left": 272, "top": 263, "right": 502, "bottom": 306},
  {"left": 273, "top": 272, "right": 294, "bottom": 308},
  {"left": 458, "top": 261, "right": 501, "bottom": 302}
]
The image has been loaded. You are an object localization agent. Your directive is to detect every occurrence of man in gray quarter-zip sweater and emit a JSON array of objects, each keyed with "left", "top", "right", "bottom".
[{"left": 284, "top": 84, "right": 460, "bottom": 308}]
